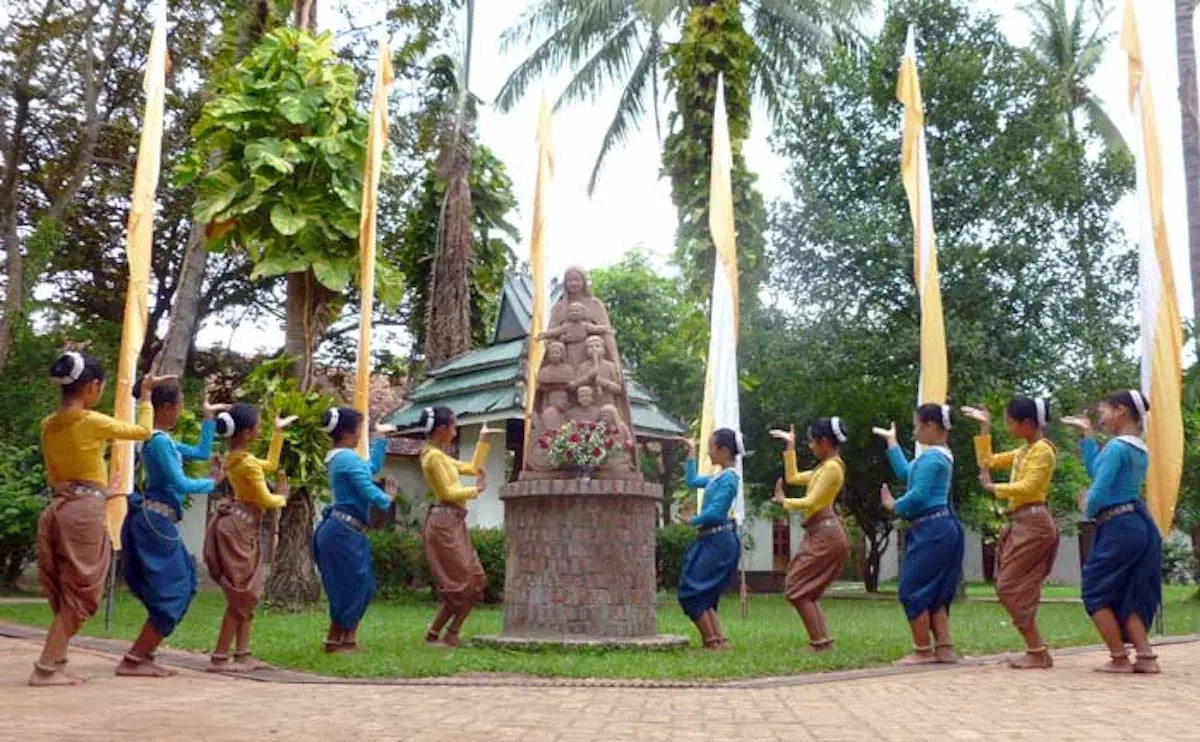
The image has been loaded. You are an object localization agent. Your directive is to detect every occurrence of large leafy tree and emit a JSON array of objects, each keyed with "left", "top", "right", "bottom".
[{"left": 767, "top": 0, "right": 1137, "bottom": 588}]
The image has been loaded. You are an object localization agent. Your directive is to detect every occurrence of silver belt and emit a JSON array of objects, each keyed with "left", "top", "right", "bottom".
[
  {"left": 804, "top": 515, "right": 842, "bottom": 531},
  {"left": 429, "top": 503, "right": 465, "bottom": 517},
  {"left": 698, "top": 521, "right": 735, "bottom": 538},
  {"left": 1009, "top": 503, "right": 1049, "bottom": 519},
  {"left": 910, "top": 507, "right": 951, "bottom": 527},
  {"left": 1095, "top": 502, "right": 1137, "bottom": 526},
  {"left": 143, "top": 499, "right": 180, "bottom": 523},
  {"left": 54, "top": 482, "right": 106, "bottom": 499},
  {"left": 226, "top": 502, "right": 259, "bottom": 524},
  {"left": 329, "top": 509, "right": 366, "bottom": 533}
]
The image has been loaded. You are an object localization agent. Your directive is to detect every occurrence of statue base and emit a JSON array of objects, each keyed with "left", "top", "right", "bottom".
[{"left": 496, "top": 478, "right": 670, "bottom": 644}]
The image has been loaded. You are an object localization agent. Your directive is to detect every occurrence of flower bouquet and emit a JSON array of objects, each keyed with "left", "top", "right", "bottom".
[{"left": 538, "top": 421, "right": 627, "bottom": 478}]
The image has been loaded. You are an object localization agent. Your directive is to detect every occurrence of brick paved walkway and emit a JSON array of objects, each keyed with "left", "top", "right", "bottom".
[{"left": 1, "top": 635, "right": 1198, "bottom": 741}]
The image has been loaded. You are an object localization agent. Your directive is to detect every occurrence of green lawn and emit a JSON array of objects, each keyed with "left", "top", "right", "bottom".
[{"left": 1, "top": 585, "right": 1197, "bottom": 680}]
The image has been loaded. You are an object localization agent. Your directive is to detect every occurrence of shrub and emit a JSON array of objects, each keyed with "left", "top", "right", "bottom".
[
  {"left": 1163, "top": 536, "right": 1195, "bottom": 586},
  {"left": 367, "top": 528, "right": 427, "bottom": 596},
  {"left": 656, "top": 524, "right": 697, "bottom": 590},
  {"left": 0, "top": 444, "right": 47, "bottom": 591},
  {"left": 470, "top": 527, "right": 507, "bottom": 603}
]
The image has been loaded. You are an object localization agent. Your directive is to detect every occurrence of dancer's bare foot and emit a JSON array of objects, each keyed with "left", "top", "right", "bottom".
[
  {"left": 1008, "top": 647, "right": 1053, "bottom": 669},
  {"left": 332, "top": 642, "right": 360, "bottom": 654},
  {"left": 206, "top": 655, "right": 232, "bottom": 673},
  {"left": 115, "top": 657, "right": 176, "bottom": 677},
  {"left": 230, "top": 653, "right": 271, "bottom": 671},
  {"left": 807, "top": 639, "right": 834, "bottom": 654},
  {"left": 28, "top": 663, "right": 84, "bottom": 687},
  {"left": 442, "top": 633, "right": 463, "bottom": 649},
  {"left": 322, "top": 640, "right": 341, "bottom": 654},
  {"left": 935, "top": 644, "right": 959, "bottom": 664},
  {"left": 1095, "top": 654, "right": 1134, "bottom": 673},
  {"left": 1133, "top": 653, "right": 1161, "bottom": 674},
  {"left": 895, "top": 646, "right": 938, "bottom": 666}
]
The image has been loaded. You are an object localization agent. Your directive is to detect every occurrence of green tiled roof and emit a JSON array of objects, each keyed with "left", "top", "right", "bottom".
[
  {"left": 433, "top": 339, "right": 525, "bottom": 377},
  {"left": 408, "top": 363, "right": 522, "bottom": 402},
  {"left": 386, "top": 387, "right": 522, "bottom": 427}
]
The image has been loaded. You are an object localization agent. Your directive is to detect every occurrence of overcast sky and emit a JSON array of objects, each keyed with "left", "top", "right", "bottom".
[{"left": 199, "top": 0, "right": 1195, "bottom": 356}]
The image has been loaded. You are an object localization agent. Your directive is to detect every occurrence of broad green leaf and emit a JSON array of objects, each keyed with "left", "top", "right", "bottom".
[
  {"left": 194, "top": 167, "right": 245, "bottom": 224},
  {"left": 245, "top": 138, "right": 295, "bottom": 175},
  {"left": 312, "top": 258, "right": 352, "bottom": 291},
  {"left": 270, "top": 203, "right": 307, "bottom": 236}
]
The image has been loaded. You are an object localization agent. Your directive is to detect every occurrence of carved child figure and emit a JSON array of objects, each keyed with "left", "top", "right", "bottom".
[
  {"left": 571, "top": 335, "right": 623, "bottom": 407},
  {"left": 569, "top": 385, "right": 600, "bottom": 424},
  {"left": 538, "top": 302, "right": 613, "bottom": 367}
]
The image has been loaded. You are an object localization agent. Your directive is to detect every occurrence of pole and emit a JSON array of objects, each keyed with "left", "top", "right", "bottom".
[{"left": 103, "top": 553, "right": 118, "bottom": 634}]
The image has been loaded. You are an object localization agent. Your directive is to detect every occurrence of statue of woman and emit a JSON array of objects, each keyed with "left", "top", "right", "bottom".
[{"left": 547, "top": 267, "right": 620, "bottom": 369}]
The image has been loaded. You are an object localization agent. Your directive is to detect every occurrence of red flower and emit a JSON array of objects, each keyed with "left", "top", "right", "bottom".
[
  {"left": 569, "top": 434, "right": 580, "bottom": 443},
  {"left": 538, "top": 438, "right": 549, "bottom": 449},
  {"left": 592, "top": 447, "right": 602, "bottom": 457},
  {"left": 605, "top": 438, "right": 615, "bottom": 449}
]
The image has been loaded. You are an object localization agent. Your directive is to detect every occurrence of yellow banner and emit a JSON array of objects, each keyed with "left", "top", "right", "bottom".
[
  {"left": 108, "top": 7, "right": 169, "bottom": 548},
  {"left": 524, "top": 95, "right": 554, "bottom": 446},
  {"left": 354, "top": 37, "right": 394, "bottom": 457}
]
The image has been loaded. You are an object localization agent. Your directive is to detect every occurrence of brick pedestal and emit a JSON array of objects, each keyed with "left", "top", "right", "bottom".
[{"left": 499, "top": 478, "right": 664, "bottom": 639}]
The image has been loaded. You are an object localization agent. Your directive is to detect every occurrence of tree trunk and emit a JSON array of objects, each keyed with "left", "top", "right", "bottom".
[
  {"left": 862, "top": 532, "right": 885, "bottom": 593},
  {"left": 1177, "top": 0, "right": 1200, "bottom": 342},
  {"left": 264, "top": 484, "right": 321, "bottom": 607},
  {"left": 1191, "top": 525, "right": 1200, "bottom": 585},
  {"left": 424, "top": 135, "right": 474, "bottom": 368},
  {"left": 283, "top": 269, "right": 336, "bottom": 389},
  {"left": 152, "top": 222, "right": 209, "bottom": 375}
]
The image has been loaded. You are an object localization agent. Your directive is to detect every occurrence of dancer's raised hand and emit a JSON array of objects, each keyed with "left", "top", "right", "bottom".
[
  {"left": 275, "top": 415, "right": 299, "bottom": 431},
  {"left": 769, "top": 425, "right": 796, "bottom": 451},
  {"left": 678, "top": 437, "right": 697, "bottom": 458},
  {"left": 977, "top": 468, "right": 995, "bottom": 493},
  {"left": 383, "top": 477, "right": 398, "bottom": 497},
  {"left": 140, "top": 374, "right": 178, "bottom": 392},
  {"left": 276, "top": 470, "right": 289, "bottom": 498},
  {"left": 772, "top": 478, "right": 787, "bottom": 505},
  {"left": 375, "top": 422, "right": 397, "bottom": 434},
  {"left": 880, "top": 482, "right": 896, "bottom": 511},
  {"left": 203, "top": 397, "right": 230, "bottom": 419},
  {"left": 961, "top": 405, "right": 991, "bottom": 432},
  {"left": 208, "top": 455, "right": 225, "bottom": 484},
  {"left": 872, "top": 422, "right": 898, "bottom": 447},
  {"left": 1061, "top": 413, "right": 1092, "bottom": 437}
]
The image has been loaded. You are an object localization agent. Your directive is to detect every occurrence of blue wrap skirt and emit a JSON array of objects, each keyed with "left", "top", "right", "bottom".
[
  {"left": 121, "top": 493, "right": 197, "bottom": 637},
  {"left": 1082, "top": 500, "right": 1162, "bottom": 633},
  {"left": 313, "top": 506, "right": 375, "bottom": 630},
  {"left": 898, "top": 510, "right": 964, "bottom": 620},
  {"left": 678, "top": 524, "right": 740, "bottom": 621}
]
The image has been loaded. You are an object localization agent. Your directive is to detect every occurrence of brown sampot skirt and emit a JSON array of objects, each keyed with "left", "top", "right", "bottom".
[
  {"left": 785, "top": 511, "right": 850, "bottom": 604},
  {"left": 995, "top": 504, "right": 1059, "bottom": 630},
  {"left": 36, "top": 483, "right": 111, "bottom": 635},
  {"left": 423, "top": 505, "right": 483, "bottom": 612},
  {"left": 203, "top": 500, "right": 264, "bottom": 620}
]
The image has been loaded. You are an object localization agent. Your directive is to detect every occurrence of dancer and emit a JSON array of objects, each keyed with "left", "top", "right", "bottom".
[
  {"left": 964, "top": 398, "right": 1059, "bottom": 669},
  {"left": 117, "top": 381, "right": 226, "bottom": 678},
  {"left": 1063, "top": 390, "right": 1162, "bottom": 674},
  {"left": 679, "top": 429, "right": 743, "bottom": 651},
  {"left": 875, "top": 404, "right": 964, "bottom": 665},
  {"left": 770, "top": 418, "right": 850, "bottom": 652},
  {"left": 204, "top": 403, "right": 295, "bottom": 672},
  {"left": 31, "top": 351, "right": 169, "bottom": 687},
  {"left": 314, "top": 407, "right": 396, "bottom": 653},
  {"left": 419, "top": 406, "right": 501, "bottom": 647}
]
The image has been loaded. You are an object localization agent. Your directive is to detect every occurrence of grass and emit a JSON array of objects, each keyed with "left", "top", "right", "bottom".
[{"left": 0, "top": 585, "right": 1197, "bottom": 681}]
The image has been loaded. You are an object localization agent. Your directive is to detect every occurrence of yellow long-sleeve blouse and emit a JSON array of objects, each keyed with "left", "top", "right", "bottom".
[
  {"left": 974, "top": 434, "right": 1056, "bottom": 512},
  {"left": 225, "top": 430, "right": 286, "bottom": 511},
  {"left": 420, "top": 441, "right": 490, "bottom": 507},
  {"left": 781, "top": 450, "right": 846, "bottom": 520},
  {"left": 41, "top": 402, "right": 154, "bottom": 487}
]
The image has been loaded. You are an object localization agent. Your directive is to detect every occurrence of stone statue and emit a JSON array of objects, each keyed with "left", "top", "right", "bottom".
[{"left": 522, "top": 266, "right": 641, "bottom": 481}]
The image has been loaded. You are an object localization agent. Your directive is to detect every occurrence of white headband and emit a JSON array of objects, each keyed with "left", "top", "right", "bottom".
[
  {"left": 324, "top": 407, "right": 340, "bottom": 433},
  {"left": 830, "top": 416, "right": 848, "bottom": 443},
  {"left": 423, "top": 407, "right": 435, "bottom": 434},
  {"left": 941, "top": 404, "right": 952, "bottom": 430},
  {"left": 51, "top": 351, "right": 85, "bottom": 385},
  {"left": 1129, "top": 389, "right": 1147, "bottom": 421},
  {"left": 1034, "top": 398, "right": 1047, "bottom": 428},
  {"left": 216, "top": 411, "right": 236, "bottom": 438},
  {"left": 733, "top": 430, "right": 746, "bottom": 457}
]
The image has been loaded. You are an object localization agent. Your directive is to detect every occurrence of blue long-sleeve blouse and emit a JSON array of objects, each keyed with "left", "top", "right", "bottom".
[
  {"left": 686, "top": 458, "right": 739, "bottom": 527},
  {"left": 142, "top": 419, "right": 217, "bottom": 510},
  {"left": 326, "top": 438, "right": 391, "bottom": 524},
  {"left": 886, "top": 445, "right": 953, "bottom": 519},
  {"left": 1080, "top": 436, "right": 1148, "bottom": 520}
]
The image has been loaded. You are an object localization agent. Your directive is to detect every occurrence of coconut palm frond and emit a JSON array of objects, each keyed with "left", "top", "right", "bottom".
[
  {"left": 586, "top": 40, "right": 657, "bottom": 196},
  {"left": 554, "top": 18, "right": 641, "bottom": 110},
  {"left": 1083, "top": 96, "right": 1130, "bottom": 157}
]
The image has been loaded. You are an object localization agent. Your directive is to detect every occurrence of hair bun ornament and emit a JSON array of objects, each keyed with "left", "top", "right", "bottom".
[
  {"left": 423, "top": 407, "right": 435, "bottom": 434},
  {"left": 216, "top": 411, "right": 236, "bottom": 438},
  {"left": 831, "top": 416, "right": 848, "bottom": 443},
  {"left": 324, "top": 407, "right": 340, "bottom": 433},
  {"left": 1034, "top": 398, "right": 1048, "bottom": 428},
  {"left": 51, "top": 351, "right": 85, "bottom": 385},
  {"left": 941, "top": 404, "right": 953, "bottom": 430},
  {"left": 733, "top": 430, "right": 748, "bottom": 457},
  {"left": 1129, "top": 389, "right": 1147, "bottom": 420}
]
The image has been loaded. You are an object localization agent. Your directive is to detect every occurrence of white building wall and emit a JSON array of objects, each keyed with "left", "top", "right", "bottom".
[{"left": 179, "top": 495, "right": 209, "bottom": 561}]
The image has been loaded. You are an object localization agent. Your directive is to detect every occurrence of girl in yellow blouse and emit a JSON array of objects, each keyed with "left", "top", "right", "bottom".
[
  {"left": 203, "top": 403, "right": 295, "bottom": 672},
  {"left": 771, "top": 418, "right": 851, "bottom": 652},
  {"left": 419, "top": 406, "right": 502, "bottom": 647},
  {"left": 963, "top": 397, "right": 1059, "bottom": 669},
  {"left": 32, "top": 351, "right": 171, "bottom": 687}
]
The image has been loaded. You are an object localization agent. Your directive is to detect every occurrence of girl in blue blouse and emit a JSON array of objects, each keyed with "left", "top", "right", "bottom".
[
  {"left": 117, "top": 380, "right": 224, "bottom": 678},
  {"left": 314, "top": 407, "right": 396, "bottom": 653},
  {"left": 678, "top": 428, "right": 743, "bottom": 650},
  {"left": 1063, "top": 389, "right": 1161, "bottom": 674},
  {"left": 875, "top": 403, "right": 964, "bottom": 665}
]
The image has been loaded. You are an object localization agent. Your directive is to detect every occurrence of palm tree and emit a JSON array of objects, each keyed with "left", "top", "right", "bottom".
[
  {"left": 495, "top": 0, "right": 871, "bottom": 195},
  {"left": 1022, "top": 0, "right": 1127, "bottom": 154},
  {"left": 1175, "top": 0, "right": 1200, "bottom": 342}
]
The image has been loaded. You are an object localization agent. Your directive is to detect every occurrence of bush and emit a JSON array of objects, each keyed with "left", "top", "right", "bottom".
[
  {"left": 1163, "top": 536, "right": 1195, "bottom": 586},
  {"left": 656, "top": 524, "right": 697, "bottom": 590},
  {"left": 0, "top": 444, "right": 47, "bottom": 591},
  {"left": 470, "top": 527, "right": 507, "bottom": 603},
  {"left": 367, "top": 528, "right": 427, "bottom": 597},
  {"left": 368, "top": 526, "right": 507, "bottom": 603}
]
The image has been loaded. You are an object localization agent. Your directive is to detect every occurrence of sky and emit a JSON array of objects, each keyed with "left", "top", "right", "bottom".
[{"left": 198, "top": 0, "right": 1195, "bottom": 355}]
